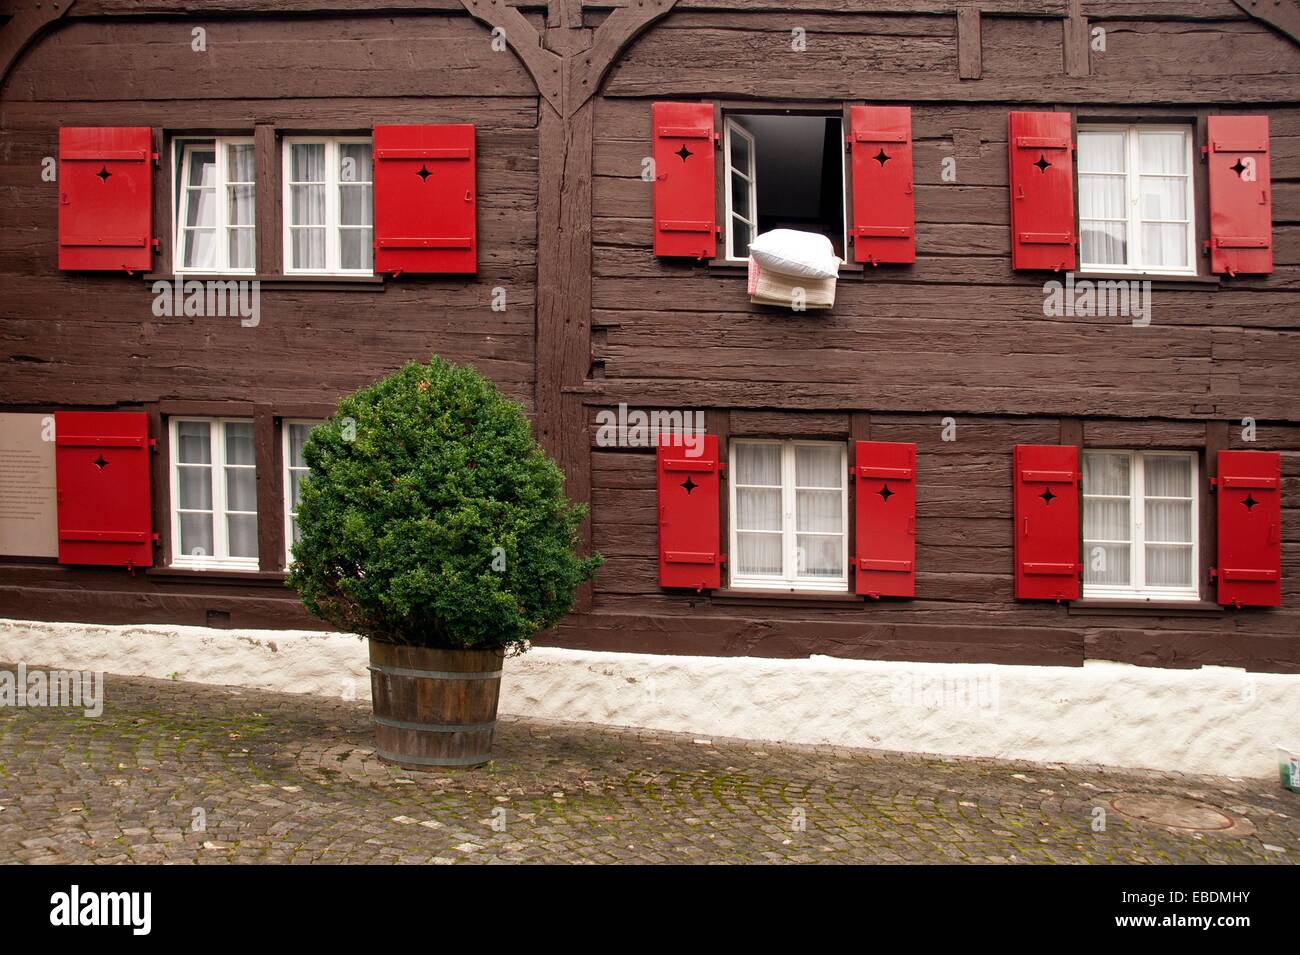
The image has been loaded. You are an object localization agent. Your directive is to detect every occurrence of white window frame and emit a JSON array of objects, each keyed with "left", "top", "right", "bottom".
[
  {"left": 1077, "top": 124, "right": 1197, "bottom": 277},
  {"left": 172, "top": 137, "right": 256, "bottom": 276},
  {"left": 728, "top": 439, "right": 848, "bottom": 593},
  {"left": 1082, "top": 449, "right": 1199, "bottom": 601},
  {"left": 721, "top": 113, "right": 847, "bottom": 266},
  {"left": 282, "top": 136, "right": 374, "bottom": 276},
  {"left": 282, "top": 419, "right": 321, "bottom": 565},
  {"left": 169, "top": 417, "right": 259, "bottom": 571}
]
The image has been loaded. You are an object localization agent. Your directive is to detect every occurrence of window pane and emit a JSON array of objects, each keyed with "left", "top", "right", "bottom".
[
  {"left": 290, "top": 184, "right": 326, "bottom": 226},
  {"left": 227, "top": 143, "right": 256, "bottom": 183},
  {"left": 1080, "top": 221, "right": 1126, "bottom": 267},
  {"left": 736, "top": 487, "right": 781, "bottom": 532},
  {"left": 1146, "top": 544, "right": 1193, "bottom": 588},
  {"left": 1138, "top": 131, "right": 1187, "bottom": 176},
  {"left": 177, "top": 466, "right": 212, "bottom": 510},
  {"left": 339, "top": 185, "right": 372, "bottom": 226},
  {"left": 182, "top": 228, "right": 217, "bottom": 269},
  {"left": 1145, "top": 499, "right": 1193, "bottom": 544},
  {"left": 731, "top": 217, "right": 752, "bottom": 260},
  {"left": 730, "top": 171, "right": 751, "bottom": 220},
  {"left": 1078, "top": 131, "right": 1126, "bottom": 173},
  {"left": 225, "top": 422, "right": 255, "bottom": 465},
  {"left": 729, "top": 128, "right": 751, "bottom": 173},
  {"left": 1138, "top": 176, "right": 1187, "bottom": 221},
  {"left": 1085, "top": 498, "right": 1130, "bottom": 541},
  {"left": 1083, "top": 452, "right": 1130, "bottom": 497},
  {"left": 290, "top": 143, "right": 325, "bottom": 183},
  {"left": 228, "top": 227, "right": 255, "bottom": 271},
  {"left": 179, "top": 512, "right": 214, "bottom": 559},
  {"left": 796, "top": 534, "right": 842, "bottom": 577},
  {"left": 1140, "top": 222, "right": 1188, "bottom": 269},
  {"left": 794, "top": 445, "right": 841, "bottom": 488},
  {"left": 796, "top": 489, "right": 841, "bottom": 533},
  {"left": 736, "top": 531, "right": 782, "bottom": 575},
  {"left": 735, "top": 443, "right": 780, "bottom": 486},
  {"left": 185, "top": 187, "right": 216, "bottom": 229},
  {"left": 288, "top": 469, "right": 306, "bottom": 511},
  {"left": 339, "top": 143, "right": 373, "bottom": 183},
  {"left": 176, "top": 421, "right": 211, "bottom": 463},
  {"left": 291, "top": 228, "right": 327, "bottom": 270},
  {"left": 1144, "top": 455, "right": 1192, "bottom": 497},
  {"left": 288, "top": 424, "right": 313, "bottom": 467},
  {"left": 340, "top": 228, "right": 373, "bottom": 271},
  {"left": 1084, "top": 542, "right": 1130, "bottom": 586},
  {"left": 228, "top": 183, "right": 255, "bottom": 226},
  {"left": 226, "top": 466, "right": 257, "bottom": 512},
  {"left": 227, "top": 513, "right": 259, "bottom": 559},
  {"left": 290, "top": 515, "right": 301, "bottom": 547},
  {"left": 187, "top": 149, "right": 217, "bottom": 187},
  {"left": 1078, "top": 175, "right": 1126, "bottom": 219}
]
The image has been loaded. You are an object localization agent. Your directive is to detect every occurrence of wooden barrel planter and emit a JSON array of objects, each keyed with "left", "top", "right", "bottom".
[{"left": 367, "top": 642, "right": 505, "bottom": 769}]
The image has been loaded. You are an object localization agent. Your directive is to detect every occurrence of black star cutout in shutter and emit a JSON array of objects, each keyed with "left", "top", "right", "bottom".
[
  {"left": 873, "top": 149, "right": 891, "bottom": 167},
  {"left": 415, "top": 165, "right": 432, "bottom": 182},
  {"left": 675, "top": 145, "right": 692, "bottom": 162},
  {"left": 877, "top": 483, "right": 894, "bottom": 502},
  {"left": 93, "top": 455, "right": 109, "bottom": 470},
  {"left": 1243, "top": 494, "right": 1259, "bottom": 511},
  {"left": 1033, "top": 155, "right": 1051, "bottom": 173},
  {"left": 96, "top": 166, "right": 111, "bottom": 182},
  {"left": 1230, "top": 158, "right": 1248, "bottom": 178},
  {"left": 680, "top": 476, "right": 698, "bottom": 494},
  {"left": 1039, "top": 487, "right": 1056, "bottom": 505}
]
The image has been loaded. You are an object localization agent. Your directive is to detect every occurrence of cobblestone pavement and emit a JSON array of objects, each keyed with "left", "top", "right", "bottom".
[{"left": 0, "top": 669, "right": 1296, "bottom": 864}]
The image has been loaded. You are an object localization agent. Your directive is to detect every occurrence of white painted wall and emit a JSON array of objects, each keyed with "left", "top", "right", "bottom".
[{"left": 1, "top": 617, "right": 1293, "bottom": 779}]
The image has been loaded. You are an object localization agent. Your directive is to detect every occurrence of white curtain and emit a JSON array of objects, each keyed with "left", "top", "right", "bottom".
[
  {"left": 182, "top": 148, "right": 217, "bottom": 269},
  {"left": 735, "top": 444, "right": 782, "bottom": 575},
  {"left": 226, "top": 143, "right": 256, "bottom": 270},
  {"left": 175, "top": 421, "right": 213, "bottom": 557},
  {"left": 1138, "top": 131, "right": 1189, "bottom": 269},
  {"left": 338, "top": 143, "right": 373, "bottom": 270},
  {"left": 1083, "top": 452, "right": 1131, "bottom": 586},
  {"left": 1143, "top": 455, "right": 1192, "bottom": 587},
  {"left": 1078, "top": 131, "right": 1127, "bottom": 267},
  {"left": 794, "top": 445, "right": 842, "bottom": 578},
  {"left": 289, "top": 143, "right": 327, "bottom": 269}
]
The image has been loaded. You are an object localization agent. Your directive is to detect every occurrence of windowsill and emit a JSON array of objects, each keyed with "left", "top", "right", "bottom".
[
  {"left": 707, "top": 259, "right": 863, "bottom": 275},
  {"left": 144, "top": 272, "right": 385, "bottom": 290},
  {"left": 1069, "top": 597, "right": 1222, "bottom": 615},
  {"left": 712, "top": 587, "right": 861, "bottom": 608},
  {"left": 148, "top": 567, "right": 288, "bottom": 584},
  {"left": 1075, "top": 270, "right": 1220, "bottom": 288}
]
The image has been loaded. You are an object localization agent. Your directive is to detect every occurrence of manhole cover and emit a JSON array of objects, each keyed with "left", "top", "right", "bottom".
[{"left": 1109, "top": 794, "right": 1253, "bottom": 835}]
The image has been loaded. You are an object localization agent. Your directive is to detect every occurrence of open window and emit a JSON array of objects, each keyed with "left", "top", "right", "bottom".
[
  {"left": 721, "top": 113, "right": 846, "bottom": 264},
  {"left": 173, "top": 137, "right": 256, "bottom": 274}
]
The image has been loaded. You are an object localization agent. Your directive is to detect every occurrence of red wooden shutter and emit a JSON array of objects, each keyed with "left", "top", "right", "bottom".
[
  {"left": 848, "top": 106, "right": 915, "bottom": 265},
  {"left": 373, "top": 124, "right": 476, "bottom": 274},
  {"left": 652, "top": 102, "right": 717, "bottom": 259},
  {"left": 1206, "top": 115, "right": 1273, "bottom": 276},
  {"left": 1013, "top": 444, "right": 1080, "bottom": 601},
  {"left": 58, "top": 127, "right": 155, "bottom": 272},
  {"left": 853, "top": 440, "right": 916, "bottom": 597},
  {"left": 55, "top": 411, "right": 155, "bottom": 568},
  {"left": 1215, "top": 450, "right": 1281, "bottom": 607},
  {"left": 1008, "top": 111, "right": 1076, "bottom": 271},
  {"left": 656, "top": 434, "right": 721, "bottom": 590}
]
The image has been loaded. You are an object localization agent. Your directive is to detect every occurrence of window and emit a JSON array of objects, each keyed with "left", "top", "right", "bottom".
[
  {"left": 169, "top": 418, "right": 258, "bottom": 570},
  {"left": 174, "top": 138, "right": 256, "bottom": 273},
  {"left": 283, "top": 137, "right": 373, "bottom": 274},
  {"left": 1077, "top": 125, "right": 1195, "bottom": 275},
  {"left": 1083, "top": 450, "right": 1198, "bottom": 600},
  {"left": 729, "top": 440, "right": 847, "bottom": 592},
  {"left": 722, "top": 114, "right": 845, "bottom": 263},
  {"left": 282, "top": 420, "right": 320, "bottom": 563}
]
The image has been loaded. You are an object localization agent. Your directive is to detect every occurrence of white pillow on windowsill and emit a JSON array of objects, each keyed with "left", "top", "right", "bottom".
[{"left": 748, "top": 229, "right": 841, "bottom": 280}]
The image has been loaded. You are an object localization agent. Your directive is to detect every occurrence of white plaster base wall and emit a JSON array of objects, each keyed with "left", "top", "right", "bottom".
[{"left": 1, "top": 617, "right": 1294, "bottom": 779}]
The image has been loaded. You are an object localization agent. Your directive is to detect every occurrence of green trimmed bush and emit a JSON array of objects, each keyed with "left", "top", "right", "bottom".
[{"left": 286, "top": 357, "right": 600, "bottom": 651}]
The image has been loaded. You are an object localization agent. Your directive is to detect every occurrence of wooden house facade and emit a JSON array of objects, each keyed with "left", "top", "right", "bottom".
[{"left": 1, "top": 0, "right": 1298, "bottom": 675}]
